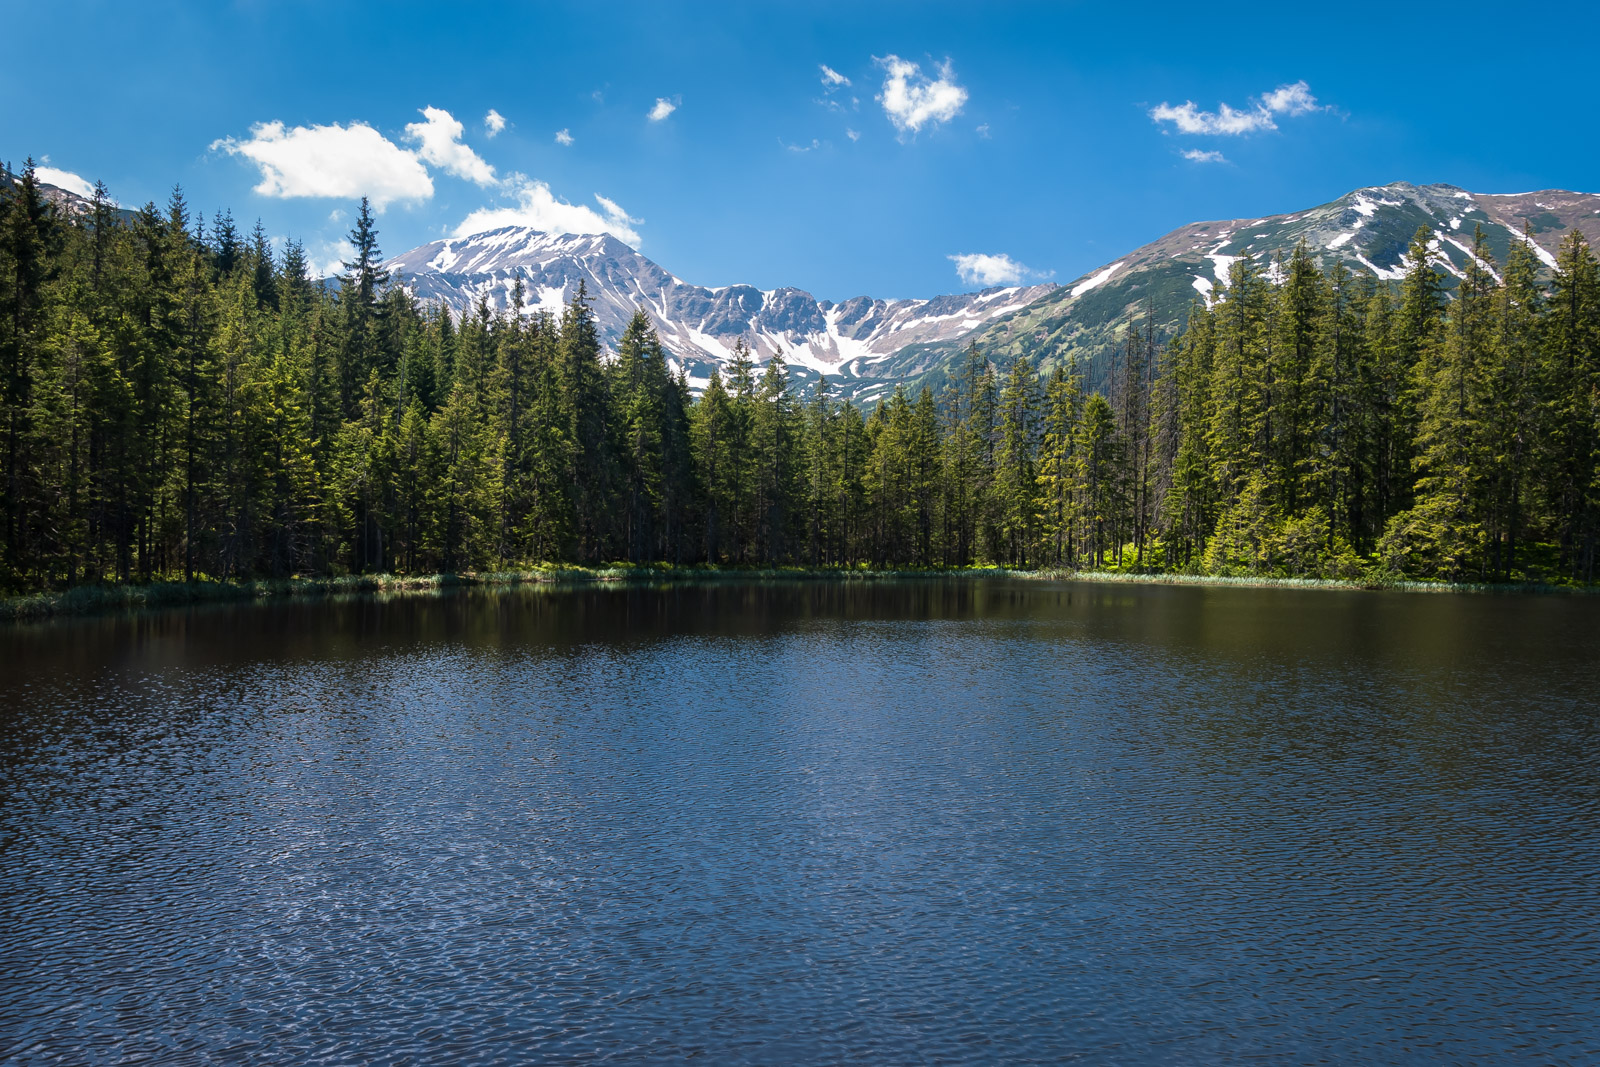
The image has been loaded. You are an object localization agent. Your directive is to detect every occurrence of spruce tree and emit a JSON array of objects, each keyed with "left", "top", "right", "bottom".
[
  {"left": 558, "top": 281, "right": 616, "bottom": 561},
  {"left": 337, "top": 197, "right": 388, "bottom": 415},
  {"left": 1542, "top": 231, "right": 1600, "bottom": 580},
  {"left": 1038, "top": 363, "right": 1083, "bottom": 566},
  {"left": 692, "top": 368, "right": 735, "bottom": 561},
  {"left": 1381, "top": 228, "right": 1498, "bottom": 579},
  {"left": 995, "top": 354, "right": 1040, "bottom": 565},
  {"left": 614, "top": 310, "right": 665, "bottom": 561}
]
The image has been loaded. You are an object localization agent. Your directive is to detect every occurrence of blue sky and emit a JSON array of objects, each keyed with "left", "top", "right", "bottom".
[{"left": 4, "top": 0, "right": 1595, "bottom": 300}]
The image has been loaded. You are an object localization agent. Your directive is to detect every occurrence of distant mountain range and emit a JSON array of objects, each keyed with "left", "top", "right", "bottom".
[
  {"left": 387, "top": 182, "right": 1600, "bottom": 398},
  {"left": 386, "top": 229, "right": 1056, "bottom": 403}
]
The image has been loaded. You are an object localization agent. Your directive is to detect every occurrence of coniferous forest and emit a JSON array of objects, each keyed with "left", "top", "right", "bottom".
[{"left": 2, "top": 159, "right": 1598, "bottom": 594}]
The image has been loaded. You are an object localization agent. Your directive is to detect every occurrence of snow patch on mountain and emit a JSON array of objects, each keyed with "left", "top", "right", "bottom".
[
  {"left": 1510, "top": 228, "right": 1561, "bottom": 270},
  {"left": 1071, "top": 262, "right": 1123, "bottom": 298},
  {"left": 386, "top": 226, "right": 1057, "bottom": 394}
]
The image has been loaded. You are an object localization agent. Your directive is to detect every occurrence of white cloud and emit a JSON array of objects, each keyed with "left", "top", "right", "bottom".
[
  {"left": 976, "top": 123, "right": 991, "bottom": 139},
  {"left": 846, "top": 128, "right": 861, "bottom": 142},
  {"left": 35, "top": 166, "right": 94, "bottom": 198},
  {"left": 212, "top": 120, "right": 434, "bottom": 208},
  {"left": 1150, "top": 100, "right": 1274, "bottom": 135},
  {"left": 820, "top": 64, "right": 851, "bottom": 88},
  {"left": 554, "top": 128, "right": 574, "bottom": 146},
  {"left": 949, "top": 252, "right": 1034, "bottom": 287},
  {"left": 307, "top": 239, "right": 357, "bottom": 280},
  {"left": 404, "top": 107, "right": 497, "bottom": 186},
  {"left": 455, "top": 177, "right": 642, "bottom": 246},
  {"left": 484, "top": 109, "right": 506, "bottom": 137},
  {"left": 784, "top": 138, "right": 822, "bottom": 153},
  {"left": 1150, "top": 80, "right": 1324, "bottom": 136},
  {"left": 593, "top": 194, "right": 636, "bottom": 226},
  {"left": 648, "top": 97, "right": 677, "bottom": 122},
  {"left": 876, "top": 55, "right": 968, "bottom": 137},
  {"left": 1260, "top": 81, "right": 1319, "bottom": 116},
  {"left": 1182, "top": 149, "right": 1228, "bottom": 163}
]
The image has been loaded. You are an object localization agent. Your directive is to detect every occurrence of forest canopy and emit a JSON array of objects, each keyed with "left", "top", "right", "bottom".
[{"left": 1, "top": 160, "right": 1597, "bottom": 593}]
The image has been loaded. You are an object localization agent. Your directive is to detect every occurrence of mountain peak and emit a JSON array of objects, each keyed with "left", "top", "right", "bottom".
[
  {"left": 384, "top": 225, "right": 1056, "bottom": 398},
  {"left": 387, "top": 226, "right": 637, "bottom": 278}
]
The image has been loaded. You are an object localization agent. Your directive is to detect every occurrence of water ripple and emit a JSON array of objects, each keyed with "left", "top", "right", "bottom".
[{"left": 1, "top": 581, "right": 1597, "bottom": 1064}]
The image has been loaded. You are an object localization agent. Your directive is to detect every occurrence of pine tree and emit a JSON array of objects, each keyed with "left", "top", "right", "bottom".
[
  {"left": 614, "top": 310, "right": 665, "bottom": 562},
  {"left": 941, "top": 342, "right": 996, "bottom": 564},
  {"left": 558, "top": 281, "right": 616, "bottom": 560},
  {"left": 178, "top": 224, "right": 221, "bottom": 580},
  {"left": 907, "top": 387, "right": 942, "bottom": 566},
  {"left": 1381, "top": 228, "right": 1498, "bottom": 579},
  {"left": 279, "top": 238, "right": 313, "bottom": 317},
  {"left": 657, "top": 363, "right": 695, "bottom": 563},
  {"left": 1074, "top": 393, "right": 1122, "bottom": 568},
  {"left": 1388, "top": 225, "right": 1447, "bottom": 517},
  {"left": 1320, "top": 263, "right": 1370, "bottom": 549},
  {"left": 210, "top": 210, "right": 241, "bottom": 278},
  {"left": 692, "top": 368, "right": 735, "bottom": 561},
  {"left": 0, "top": 159, "right": 61, "bottom": 586},
  {"left": 431, "top": 375, "right": 490, "bottom": 573},
  {"left": 249, "top": 220, "right": 279, "bottom": 311},
  {"left": 1541, "top": 231, "right": 1600, "bottom": 580},
  {"left": 1206, "top": 255, "right": 1270, "bottom": 513},
  {"left": 995, "top": 354, "right": 1040, "bottom": 565},
  {"left": 834, "top": 399, "right": 868, "bottom": 564},
  {"left": 393, "top": 400, "right": 434, "bottom": 573},
  {"left": 1158, "top": 302, "right": 1218, "bottom": 568},
  {"left": 524, "top": 337, "right": 575, "bottom": 562},
  {"left": 751, "top": 351, "right": 797, "bottom": 563},
  {"left": 803, "top": 376, "right": 835, "bottom": 564},
  {"left": 486, "top": 279, "right": 532, "bottom": 564},
  {"left": 1271, "top": 241, "right": 1329, "bottom": 517},
  {"left": 337, "top": 197, "right": 388, "bottom": 416},
  {"left": 1483, "top": 232, "right": 1541, "bottom": 578},
  {"left": 1038, "top": 363, "right": 1083, "bottom": 565}
]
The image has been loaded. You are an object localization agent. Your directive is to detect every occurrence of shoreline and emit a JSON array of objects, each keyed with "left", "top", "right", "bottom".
[{"left": 2, "top": 564, "right": 1594, "bottom": 622}]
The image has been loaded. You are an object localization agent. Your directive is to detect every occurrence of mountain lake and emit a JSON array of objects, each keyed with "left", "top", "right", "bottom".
[{"left": 1, "top": 578, "right": 1595, "bottom": 1064}]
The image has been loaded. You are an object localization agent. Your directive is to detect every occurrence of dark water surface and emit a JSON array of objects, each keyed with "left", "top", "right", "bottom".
[{"left": 1, "top": 580, "right": 1597, "bottom": 1064}]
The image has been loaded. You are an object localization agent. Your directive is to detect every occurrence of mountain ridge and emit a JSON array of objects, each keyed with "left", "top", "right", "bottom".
[
  {"left": 930, "top": 181, "right": 1600, "bottom": 392},
  {"left": 374, "top": 181, "right": 1600, "bottom": 399},
  {"left": 387, "top": 228, "right": 1056, "bottom": 401}
]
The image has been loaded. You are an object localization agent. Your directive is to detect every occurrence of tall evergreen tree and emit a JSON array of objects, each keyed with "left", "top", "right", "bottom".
[
  {"left": 1542, "top": 231, "right": 1600, "bottom": 580},
  {"left": 337, "top": 197, "right": 388, "bottom": 415},
  {"left": 995, "top": 354, "right": 1040, "bottom": 564}
]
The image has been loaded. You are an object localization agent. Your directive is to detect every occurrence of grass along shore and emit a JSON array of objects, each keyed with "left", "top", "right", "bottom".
[
  {"left": 3, "top": 563, "right": 1596, "bottom": 622},
  {"left": 0, "top": 565, "right": 1014, "bottom": 621}
]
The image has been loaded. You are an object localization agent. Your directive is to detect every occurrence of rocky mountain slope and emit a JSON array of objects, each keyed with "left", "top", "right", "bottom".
[
  {"left": 925, "top": 182, "right": 1600, "bottom": 391},
  {"left": 388, "top": 182, "right": 1600, "bottom": 400},
  {"left": 387, "top": 228, "right": 1055, "bottom": 402}
]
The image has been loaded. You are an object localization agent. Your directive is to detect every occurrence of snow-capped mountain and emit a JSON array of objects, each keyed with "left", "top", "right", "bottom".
[
  {"left": 386, "top": 228, "right": 1056, "bottom": 400},
  {"left": 385, "top": 182, "right": 1600, "bottom": 400},
  {"left": 940, "top": 182, "right": 1600, "bottom": 390}
]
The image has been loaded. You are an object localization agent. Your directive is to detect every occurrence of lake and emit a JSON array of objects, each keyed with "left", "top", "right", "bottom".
[{"left": 1, "top": 580, "right": 1596, "bottom": 1064}]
